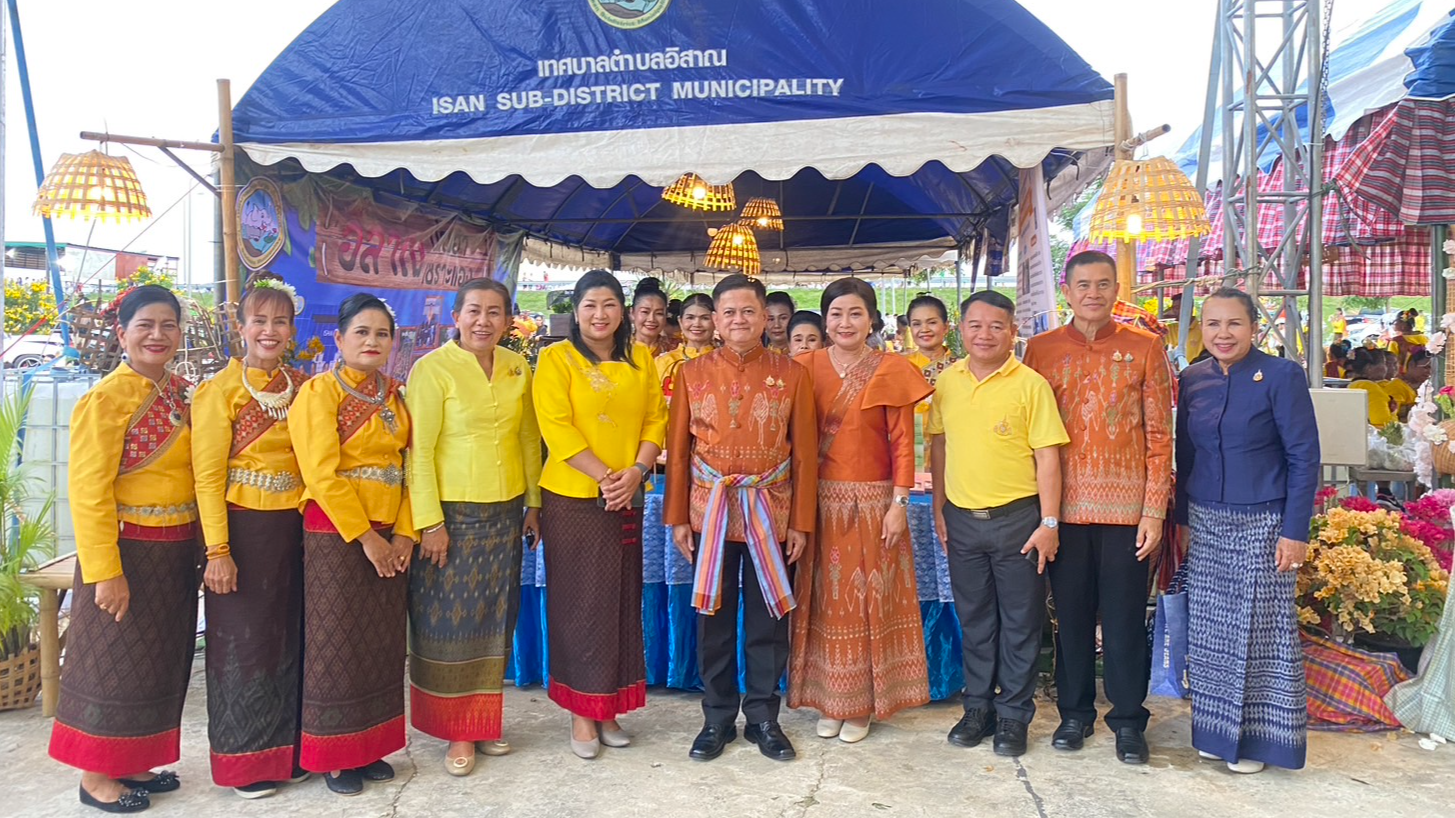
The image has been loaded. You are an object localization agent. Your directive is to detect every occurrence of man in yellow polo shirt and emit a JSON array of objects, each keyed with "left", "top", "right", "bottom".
[{"left": 928, "top": 290, "right": 1069, "bottom": 758}]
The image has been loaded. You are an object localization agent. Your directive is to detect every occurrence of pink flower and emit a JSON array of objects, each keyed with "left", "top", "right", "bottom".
[{"left": 1339, "top": 496, "right": 1380, "bottom": 512}]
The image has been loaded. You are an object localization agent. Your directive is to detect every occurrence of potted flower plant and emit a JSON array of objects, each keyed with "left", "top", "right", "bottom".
[
  {"left": 0, "top": 387, "right": 59, "bottom": 710},
  {"left": 1300, "top": 504, "right": 1449, "bottom": 672}
]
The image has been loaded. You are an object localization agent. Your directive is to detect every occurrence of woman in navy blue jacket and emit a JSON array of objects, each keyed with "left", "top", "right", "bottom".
[{"left": 1175, "top": 288, "right": 1319, "bottom": 775}]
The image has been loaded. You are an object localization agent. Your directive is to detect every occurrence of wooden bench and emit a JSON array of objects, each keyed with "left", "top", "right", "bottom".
[{"left": 17, "top": 554, "right": 75, "bottom": 717}]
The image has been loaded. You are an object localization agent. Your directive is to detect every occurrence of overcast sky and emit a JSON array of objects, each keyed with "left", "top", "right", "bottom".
[{"left": 0, "top": 0, "right": 1388, "bottom": 282}]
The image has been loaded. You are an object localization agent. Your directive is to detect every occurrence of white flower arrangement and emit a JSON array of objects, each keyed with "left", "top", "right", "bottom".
[
  {"left": 376, "top": 296, "right": 398, "bottom": 322},
  {"left": 1411, "top": 381, "right": 1440, "bottom": 486},
  {"left": 1429, "top": 331, "right": 1448, "bottom": 356},
  {"left": 1443, "top": 238, "right": 1455, "bottom": 257},
  {"left": 249, "top": 277, "right": 305, "bottom": 312}
]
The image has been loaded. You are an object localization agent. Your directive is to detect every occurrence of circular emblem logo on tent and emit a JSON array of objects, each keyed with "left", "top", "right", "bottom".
[
  {"left": 236, "top": 178, "right": 286, "bottom": 270},
  {"left": 589, "top": 0, "right": 670, "bottom": 30}
]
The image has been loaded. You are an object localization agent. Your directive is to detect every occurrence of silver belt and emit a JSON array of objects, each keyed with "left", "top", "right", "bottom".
[
  {"left": 117, "top": 501, "right": 198, "bottom": 518},
  {"left": 338, "top": 464, "right": 406, "bottom": 486},
  {"left": 227, "top": 467, "right": 300, "bottom": 494}
]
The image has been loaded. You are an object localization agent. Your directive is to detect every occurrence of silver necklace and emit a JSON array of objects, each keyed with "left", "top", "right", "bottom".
[
  {"left": 242, "top": 363, "right": 296, "bottom": 421},
  {"left": 333, "top": 362, "right": 397, "bottom": 433}
]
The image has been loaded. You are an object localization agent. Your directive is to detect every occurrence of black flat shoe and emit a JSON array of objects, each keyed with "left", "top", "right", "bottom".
[
  {"left": 79, "top": 785, "right": 149, "bottom": 813},
  {"left": 947, "top": 708, "right": 996, "bottom": 748},
  {"left": 116, "top": 770, "right": 179, "bottom": 794},
  {"left": 232, "top": 781, "right": 278, "bottom": 800},
  {"left": 324, "top": 770, "right": 364, "bottom": 796},
  {"left": 744, "top": 721, "right": 796, "bottom": 761},
  {"left": 355, "top": 760, "right": 395, "bottom": 781},
  {"left": 993, "top": 718, "right": 1029, "bottom": 757},
  {"left": 287, "top": 766, "right": 312, "bottom": 784},
  {"left": 688, "top": 722, "right": 737, "bottom": 761},
  {"left": 1115, "top": 727, "right": 1150, "bottom": 764},
  {"left": 1051, "top": 719, "right": 1094, "bottom": 751}
]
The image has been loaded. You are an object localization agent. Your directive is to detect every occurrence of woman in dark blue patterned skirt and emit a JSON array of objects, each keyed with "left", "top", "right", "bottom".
[{"left": 1174, "top": 289, "right": 1320, "bottom": 774}]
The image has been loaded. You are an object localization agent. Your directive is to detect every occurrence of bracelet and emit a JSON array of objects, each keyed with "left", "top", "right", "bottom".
[
  {"left": 597, "top": 470, "right": 613, "bottom": 484},
  {"left": 423, "top": 522, "right": 445, "bottom": 534},
  {"left": 205, "top": 543, "right": 231, "bottom": 560}
]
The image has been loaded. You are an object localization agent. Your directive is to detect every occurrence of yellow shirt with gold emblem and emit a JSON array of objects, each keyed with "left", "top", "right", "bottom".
[
  {"left": 68, "top": 363, "right": 196, "bottom": 583},
  {"left": 926, "top": 355, "right": 1069, "bottom": 509},
  {"left": 290, "top": 365, "right": 416, "bottom": 542},
  {"left": 191, "top": 359, "right": 307, "bottom": 552},
  {"left": 533, "top": 341, "right": 668, "bottom": 499},
  {"left": 406, "top": 341, "right": 543, "bottom": 531}
]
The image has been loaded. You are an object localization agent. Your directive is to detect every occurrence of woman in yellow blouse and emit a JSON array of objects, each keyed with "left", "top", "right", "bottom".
[
  {"left": 192, "top": 277, "right": 311, "bottom": 799},
  {"left": 655, "top": 292, "right": 715, "bottom": 400},
  {"left": 533, "top": 269, "right": 668, "bottom": 760},
  {"left": 406, "top": 278, "right": 543, "bottom": 777},
  {"left": 49, "top": 285, "right": 197, "bottom": 813},
  {"left": 1345, "top": 347, "right": 1396, "bottom": 427},
  {"left": 289, "top": 293, "right": 417, "bottom": 796},
  {"left": 903, "top": 295, "right": 958, "bottom": 472}
]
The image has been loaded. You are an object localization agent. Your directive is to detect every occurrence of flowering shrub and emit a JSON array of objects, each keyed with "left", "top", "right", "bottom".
[
  {"left": 1403, "top": 489, "right": 1455, "bottom": 571},
  {"left": 3, "top": 280, "right": 58, "bottom": 335},
  {"left": 1301, "top": 506, "right": 1449, "bottom": 645}
]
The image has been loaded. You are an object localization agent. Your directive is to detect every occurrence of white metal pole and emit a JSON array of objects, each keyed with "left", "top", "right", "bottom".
[{"left": 1, "top": 1, "right": 8, "bottom": 403}]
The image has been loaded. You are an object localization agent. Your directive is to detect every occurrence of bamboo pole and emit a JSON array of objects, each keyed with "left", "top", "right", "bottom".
[
  {"left": 218, "top": 79, "right": 241, "bottom": 304},
  {"left": 1113, "top": 73, "right": 1135, "bottom": 302}
]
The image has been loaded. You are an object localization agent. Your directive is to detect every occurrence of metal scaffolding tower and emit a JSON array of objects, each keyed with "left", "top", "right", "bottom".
[{"left": 1190, "top": 0, "right": 1328, "bottom": 384}]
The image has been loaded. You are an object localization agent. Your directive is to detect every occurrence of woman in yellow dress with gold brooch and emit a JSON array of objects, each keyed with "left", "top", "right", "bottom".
[
  {"left": 191, "top": 277, "right": 311, "bottom": 799},
  {"left": 289, "top": 293, "right": 417, "bottom": 796},
  {"left": 49, "top": 285, "right": 198, "bottom": 814},
  {"left": 534, "top": 270, "right": 668, "bottom": 760},
  {"left": 406, "top": 278, "right": 543, "bottom": 777}
]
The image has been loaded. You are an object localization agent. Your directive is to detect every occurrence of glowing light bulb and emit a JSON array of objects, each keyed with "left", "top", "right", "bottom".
[
  {"left": 1125, "top": 211, "right": 1144, "bottom": 237},
  {"left": 756, "top": 216, "right": 769, "bottom": 227},
  {"left": 731, "top": 233, "right": 745, "bottom": 246},
  {"left": 692, "top": 186, "right": 707, "bottom": 200}
]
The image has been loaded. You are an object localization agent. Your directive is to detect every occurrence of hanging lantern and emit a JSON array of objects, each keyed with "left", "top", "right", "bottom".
[
  {"left": 740, "top": 197, "right": 784, "bottom": 231},
  {"left": 1088, "top": 156, "right": 1210, "bottom": 242},
  {"left": 33, "top": 150, "right": 152, "bottom": 223},
  {"left": 662, "top": 172, "right": 737, "bottom": 212},
  {"left": 704, "top": 222, "right": 761, "bottom": 277}
]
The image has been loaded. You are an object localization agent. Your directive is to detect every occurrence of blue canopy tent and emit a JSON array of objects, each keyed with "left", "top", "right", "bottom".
[{"left": 231, "top": 0, "right": 1114, "bottom": 278}]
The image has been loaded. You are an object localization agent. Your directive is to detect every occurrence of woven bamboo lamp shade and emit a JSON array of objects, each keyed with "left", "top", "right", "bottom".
[
  {"left": 33, "top": 150, "right": 152, "bottom": 223},
  {"left": 1088, "top": 156, "right": 1210, "bottom": 242},
  {"left": 705, "top": 222, "right": 761, "bottom": 277},
  {"left": 740, "top": 197, "right": 784, "bottom": 231},
  {"left": 662, "top": 172, "right": 737, "bottom": 212}
]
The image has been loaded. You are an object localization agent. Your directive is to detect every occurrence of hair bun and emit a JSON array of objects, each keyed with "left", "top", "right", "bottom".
[{"left": 634, "top": 276, "right": 664, "bottom": 297}]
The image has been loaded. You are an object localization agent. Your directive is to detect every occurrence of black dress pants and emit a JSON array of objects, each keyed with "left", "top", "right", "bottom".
[
  {"left": 943, "top": 501, "right": 1044, "bottom": 724},
  {"left": 1048, "top": 523, "right": 1152, "bottom": 731},
  {"left": 697, "top": 540, "right": 791, "bottom": 725}
]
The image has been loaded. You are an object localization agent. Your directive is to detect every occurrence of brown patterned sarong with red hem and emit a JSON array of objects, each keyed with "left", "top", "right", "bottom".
[
  {"left": 205, "top": 508, "right": 304, "bottom": 786},
  {"left": 49, "top": 378, "right": 199, "bottom": 776},
  {"left": 540, "top": 490, "right": 647, "bottom": 720},
  {"left": 297, "top": 500, "right": 407, "bottom": 772}
]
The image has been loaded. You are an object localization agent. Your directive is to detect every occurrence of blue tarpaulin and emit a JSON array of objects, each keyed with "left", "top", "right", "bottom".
[{"left": 233, "top": 0, "right": 1114, "bottom": 265}]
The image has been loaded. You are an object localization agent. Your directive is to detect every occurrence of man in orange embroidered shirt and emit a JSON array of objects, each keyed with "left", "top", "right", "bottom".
[
  {"left": 1023, "top": 251, "right": 1174, "bottom": 765},
  {"left": 665, "top": 274, "right": 818, "bottom": 763}
]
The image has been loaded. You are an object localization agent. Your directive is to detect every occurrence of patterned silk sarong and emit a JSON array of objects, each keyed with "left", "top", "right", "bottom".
[{"left": 690, "top": 455, "right": 795, "bottom": 619}]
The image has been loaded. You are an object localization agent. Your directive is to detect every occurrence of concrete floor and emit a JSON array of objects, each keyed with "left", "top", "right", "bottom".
[{"left": 1, "top": 660, "right": 1450, "bottom": 818}]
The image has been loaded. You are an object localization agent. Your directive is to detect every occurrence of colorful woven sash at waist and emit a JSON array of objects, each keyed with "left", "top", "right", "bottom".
[{"left": 689, "top": 455, "right": 795, "bottom": 619}]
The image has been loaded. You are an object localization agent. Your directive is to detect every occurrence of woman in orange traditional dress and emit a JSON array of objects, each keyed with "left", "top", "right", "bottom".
[
  {"left": 289, "top": 293, "right": 417, "bottom": 796},
  {"left": 50, "top": 285, "right": 198, "bottom": 814},
  {"left": 789, "top": 277, "right": 932, "bottom": 744},
  {"left": 192, "top": 277, "right": 311, "bottom": 799}
]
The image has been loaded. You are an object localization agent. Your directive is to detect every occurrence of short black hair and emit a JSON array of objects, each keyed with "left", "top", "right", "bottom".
[
  {"left": 711, "top": 274, "right": 767, "bottom": 306},
  {"left": 1348, "top": 346, "right": 1384, "bottom": 376},
  {"left": 453, "top": 277, "right": 511, "bottom": 314},
  {"left": 959, "top": 290, "right": 1015, "bottom": 321},
  {"left": 907, "top": 294, "right": 949, "bottom": 323},
  {"left": 1204, "top": 287, "right": 1258, "bottom": 324},
  {"left": 117, "top": 284, "right": 182, "bottom": 327},
  {"left": 681, "top": 292, "right": 714, "bottom": 313},
  {"left": 1064, "top": 249, "right": 1117, "bottom": 283},
  {"left": 787, "top": 310, "right": 822, "bottom": 336},
  {"left": 338, "top": 293, "right": 396, "bottom": 336},
  {"left": 766, "top": 291, "right": 796, "bottom": 312}
]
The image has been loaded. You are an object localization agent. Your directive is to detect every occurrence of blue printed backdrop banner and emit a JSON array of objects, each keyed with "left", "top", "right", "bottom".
[{"left": 237, "top": 159, "right": 523, "bottom": 376}]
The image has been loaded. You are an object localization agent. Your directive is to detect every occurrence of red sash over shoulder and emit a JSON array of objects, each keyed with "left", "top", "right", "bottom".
[
  {"left": 336, "top": 371, "right": 405, "bottom": 444},
  {"left": 119, "top": 374, "right": 191, "bottom": 475},
  {"left": 229, "top": 366, "right": 307, "bottom": 458}
]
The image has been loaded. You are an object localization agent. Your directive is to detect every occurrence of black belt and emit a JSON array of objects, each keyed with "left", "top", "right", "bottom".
[{"left": 960, "top": 495, "right": 1038, "bottom": 521}]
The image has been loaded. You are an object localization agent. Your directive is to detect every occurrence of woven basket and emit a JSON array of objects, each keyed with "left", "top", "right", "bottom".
[
  {"left": 1434, "top": 420, "right": 1455, "bottom": 476},
  {"left": 0, "top": 642, "right": 43, "bottom": 712}
]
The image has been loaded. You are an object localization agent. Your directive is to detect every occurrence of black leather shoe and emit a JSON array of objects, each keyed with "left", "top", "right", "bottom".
[
  {"left": 117, "top": 770, "right": 179, "bottom": 794},
  {"left": 1051, "top": 718, "right": 1094, "bottom": 751},
  {"left": 744, "top": 721, "right": 796, "bottom": 761},
  {"left": 355, "top": 760, "right": 394, "bottom": 781},
  {"left": 688, "top": 722, "right": 737, "bottom": 761},
  {"left": 1115, "top": 727, "right": 1150, "bottom": 764},
  {"left": 947, "top": 708, "right": 996, "bottom": 748},
  {"left": 993, "top": 718, "right": 1029, "bottom": 757},
  {"left": 323, "top": 769, "right": 363, "bottom": 796},
  {"left": 78, "top": 785, "right": 149, "bottom": 813}
]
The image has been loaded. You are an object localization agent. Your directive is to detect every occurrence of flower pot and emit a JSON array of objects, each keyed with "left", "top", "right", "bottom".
[{"left": 1352, "top": 633, "right": 1424, "bottom": 675}]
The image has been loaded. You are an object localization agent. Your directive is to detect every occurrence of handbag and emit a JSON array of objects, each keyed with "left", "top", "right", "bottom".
[{"left": 1149, "top": 563, "right": 1191, "bottom": 699}]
